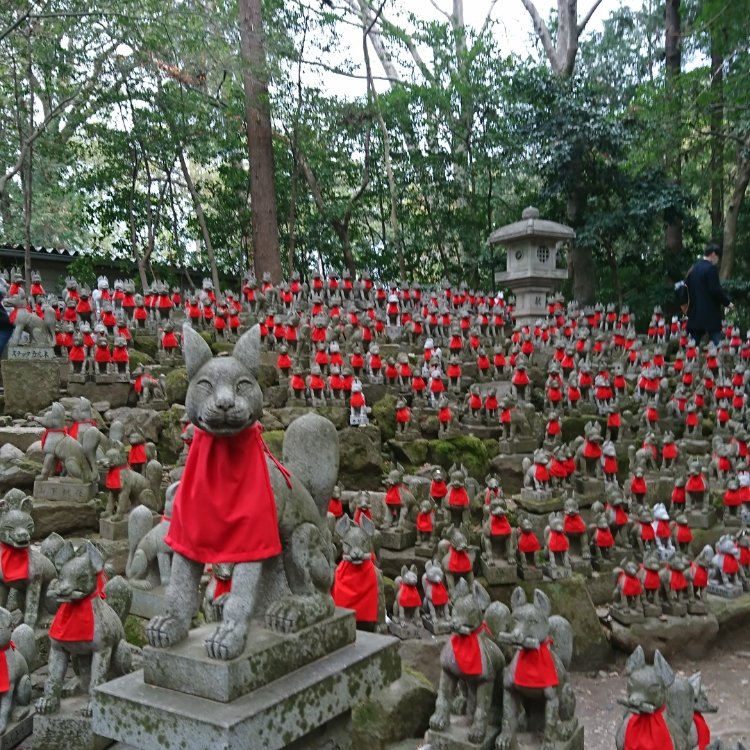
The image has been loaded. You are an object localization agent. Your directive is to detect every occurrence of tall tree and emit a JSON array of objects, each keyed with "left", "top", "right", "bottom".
[
  {"left": 238, "top": 0, "right": 282, "bottom": 282},
  {"left": 663, "top": 0, "right": 683, "bottom": 259}
]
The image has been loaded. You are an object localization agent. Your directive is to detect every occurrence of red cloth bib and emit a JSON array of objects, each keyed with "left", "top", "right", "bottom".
[
  {"left": 491, "top": 515, "right": 512, "bottom": 536},
  {"left": 49, "top": 591, "right": 100, "bottom": 642},
  {"left": 105, "top": 465, "right": 127, "bottom": 490},
  {"left": 451, "top": 623, "right": 490, "bottom": 675},
  {"left": 212, "top": 577, "right": 232, "bottom": 601},
  {"left": 416, "top": 511, "right": 433, "bottom": 532},
  {"left": 692, "top": 563, "right": 708, "bottom": 588},
  {"left": 0, "top": 544, "right": 28, "bottom": 582},
  {"left": 385, "top": 486, "right": 402, "bottom": 506},
  {"left": 622, "top": 573, "right": 642, "bottom": 597},
  {"left": 448, "top": 487, "right": 469, "bottom": 507},
  {"left": 643, "top": 569, "right": 660, "bottom": 590},
  {"left": 624, "top": 706, "right": 673, "bottom": 750},
  {"left": 353, "top": 508, "right": 372, "bottom": 525},
  {"left": 0, "top": 643, "right": 15, "bottom": 692},
  {"left": 548, "top": 530, "right": 569, "bottom": 552},
  {"left": 327, "top": 498, "right": 344, "bottom": 517},
  {"left": 448, "top": 547, "right": 472, "bottom": 573},
  {"left": 596, "top": 527, "right": 615, "bottom": 547},
  {"left": 332, "top": 559, "right": 378, "bottom": 623},
  {"left": 723, "top": 554, "right": 740, "bottom": 574},
  {"left": 398, "top": 583, "right": 421, "bottom": 608},
  {"left": 430, "top": 581, "right": 449, "bottom": 606},
  {"left": 68, "top": 420, "right": 96, "bottom": 440},
  {"left": 430, "top": 480, "right": 447, "bottom": 499},
  {"left": 564, "top": 514, "right": 586, "bottom": 534},
  {"left": 693, "top": 711, "right": 710, "bottom": 750},
  {"left": 670, "top": 569, "right": 688, "bottom": 591},
  {"left": 513, "top": 640, "right": 559, "bottom": 688},
  {"left": 518, "top": 530, "right": 540, "bottom": 554},
  {"left": 128, "top": 443, "right": 147, "bottom": 465},
  {"left": 640, "top": 524, "right": 655, "bottom": 542},
  {"left": 166, "top": 424, "right": 285, "bottom": 563}
]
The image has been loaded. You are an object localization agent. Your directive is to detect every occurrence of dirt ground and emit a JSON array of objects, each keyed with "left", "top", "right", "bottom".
[{"left": 573, "top": 625, "right": 750, "bottom": 750}]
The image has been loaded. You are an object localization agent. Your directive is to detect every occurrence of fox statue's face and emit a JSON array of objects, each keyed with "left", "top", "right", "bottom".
[
  {"left": 53, "top": 542, "right": 104, "bottom": 603},
  {"left": 183, "top": 325, "right": 263, "bottom": 436},
  {"left": 623, "top": 647, "right": 673, "bottom": 714},
  {"left": 0, "top": 493, "right": 34, "bottom": 549}
]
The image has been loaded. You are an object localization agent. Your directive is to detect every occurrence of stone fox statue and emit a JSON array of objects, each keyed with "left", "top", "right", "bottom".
[{"left": 147, "top": 324, "right": 339, "bottom": 660}]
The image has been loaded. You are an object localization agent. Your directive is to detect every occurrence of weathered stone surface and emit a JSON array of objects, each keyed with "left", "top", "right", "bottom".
[
  {"left": 1, "top": 360, "right": 60, "bottom": 417},
  {"left": 130, "top": 586, "right": 167, "bottom": 620},
  {"left": 390, "top": 438, "right": 430, "bottom": 467},
  {"left": 707, "top": 591, "right": 750, "bottom": 631},
  {"left": 103, "top": 407, "right": 163, "bottom": 443},
  {"left": 93, "top": 631, "right": 401, "bottom": 750},
  {"left": 397, "top": 637, "right": 446, "bottom": 690},
  {"left": 0, "top": 426, "right": 44, "bottom": 452},
  {"left": 33, "top": 478, "right": 97, "bottom": 502},
  {"left": 144, "top": 609, "right": 356, "bottom": 702},
  {"left": 338, "top": 426, "right": 384, "bottom": 490},
  {"left": 163, "top": 367, "right": 188, "bottom": 405},
  {"left": 427, "top": 436, "right": 490, "bottom": 480},
  {"left": 263, "top": 385, "right": 288, "bottom": 410},
  {"left": 609, "top": 613, "right": 720, "bottom": 660},
  {"left": 488, "top": 453, "right": 527, "bottom": 495},
  {"left": 68, "top": 381, "right": 132, "bottom": 409},
  {"left": 372, "top": 394, "right": 399, "bottom": 442},
  {"left": 0, "top": 713, "right": 33, "bottom": 750},
  {"left": 314, "top": 405, "right": 349, "bottom": 430},
  {"left": 271, "top": 406, "right": 314, "bottom": 429},
  {"left": 0, "top": 457, "right": 40, "bottom": 491},
  {"left": 426, "top": 720, "right": 499, "bottom": 750},
  {"left": 31, "top": 499, "right": 100, "bottom": 539},
  {"left": 352, "top": 669, "right": 437, "bottom": 750},
  {"left": 257, "top": 362, "right": 278, "bottom": 391},
  {"left": 34, "top": 695, "right": 112, "bottom": 750}
]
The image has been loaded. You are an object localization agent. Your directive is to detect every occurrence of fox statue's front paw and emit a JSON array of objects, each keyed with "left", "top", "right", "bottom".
[
  {"left": 35, "top": 695, "right": 60, "bottom": 715},
  {"left": 204, "top": 619, "right": 247, "bottom": 660},
  {"left": 147, "top": 615, "right": 188, "bottom": 648}
]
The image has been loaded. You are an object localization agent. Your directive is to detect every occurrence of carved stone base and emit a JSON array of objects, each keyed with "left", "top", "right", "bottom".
[
  {"left": 688, "top": 600, "right": 708, "bottom": 615},
  {"left": 480, "top": 558, "right": 518, "bottom": 585},
  {"left": 421, "top": 614, "right": 451, "bottom": 635},
  {"left": 34, "top": 695, "right": 112, "bottom": 750},
  {"left": 609, "top": 605, "right": 645, "bottom": 625},
  {"left": 387, "top": 618, "right": 422, "bottom": 640},
  {"left": 574, "top": 477, "right": 605, "bottom": 499},
  {"left": 129, "top": 585, "right": 168, "bottom": 620},
  {"left": 498, "top": 437, "right": 537, "bottom": 454},
  {"left": 643, "top": 602, "right": 663, "bottom": 618},
  {"left": 93, "top": 630, "right": 400, "bottom": 750},
  {"left": 99, "top": 517, "right": 129, "bottom": 541},
  {"left": 517, "top": 491, "right": 561, "bottom": 514},
  {"left": 661, "top": 601, "right": 687, "bottom": 617},
  {"left": 722, "top": 513, "right": 743, "bottom": 528},
  {"left": 425, "top": 721, "right": 500, "bottom": 750},
  {"left": 0, "top": 711, "right": 33, "bottom": 749},
  {"left": 707, "top": 581, "right": 744, "bottom": 598},
  {"left": 592, "top": 558, "right": 614, "bottom": 574},
  {"left": 415, "top": 542, "right": 437, "bottom": 559},
  {"left": 94, "top": 373, "right": 117, "bottom": 384},
  {"left": 543, "top": 565, "right": 571, "bottom": 581},
  {"left": 570, "top": 558, "right": 593, "bottom": 577},
  {"left": 379, "top": 528, "right": 416, "bottom": 551},
  {"left": 513, "top": 724, "right": 584, "bottom": 750},
  {"left": 68, "top": 373, "right": 88, "bottom": 384},
  {"left": 687, "top": 509, "right": 716, "bottom": 530},
  {"left": 33, "top": 478, "right": 97, "bottom": 502},
  {"left": 517, "top": 565, "right": 543, "bottom": 581},
  {"left": 142, "top": 609, "right": 356, "bottom": 702}
]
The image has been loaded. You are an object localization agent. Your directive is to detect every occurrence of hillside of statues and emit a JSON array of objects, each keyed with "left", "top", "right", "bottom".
[{"left": 0, "top": 265, "right": 747, "bottom": 749}]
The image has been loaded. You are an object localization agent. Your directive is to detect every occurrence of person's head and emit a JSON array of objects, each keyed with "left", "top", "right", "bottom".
[{"left": 704, "top": 243, "right": 722, "bottom": 265}]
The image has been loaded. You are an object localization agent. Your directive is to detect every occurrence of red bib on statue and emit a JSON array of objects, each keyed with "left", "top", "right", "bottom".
[
  {"left": 624, "top": 706, "right": 673, "bottom": 750},
  {"left": 513, "top": 640, "right": 559, "bottom": 688},
  {"left": 166, "top": 424, "right": 283, "bottom": 563},
  {"left": 332, "top": 559, "right": 378, "bottom": 622}
]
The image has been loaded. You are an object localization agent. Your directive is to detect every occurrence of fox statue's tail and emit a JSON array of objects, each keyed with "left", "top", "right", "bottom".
[{"left": 282, "top": 413, "right": 339, "bottom": 519}]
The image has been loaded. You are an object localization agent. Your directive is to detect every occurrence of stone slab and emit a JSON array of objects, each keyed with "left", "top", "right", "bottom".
[
  {"left": 707, "top": 582, "right": 743, "bottom": 598},
  {"left": 516, "top": 492, "right": 563, "bottom": 514},
  {"left": 129, "top": 586, "right": 167, "bottom": 620},
  {"left": 481, "top": 559, "right": 518, "bottom": 585},
  {"left": 33, "top": 478, "right": 97, "bottom": 503},
  {"left": 66, "top": 381, "right": 132, "bottom": 409},
  {"left": 31, "top": 499, "right": 100, "bottom": 539},
  {"left": 143, "top": 608, "right": 357, "bottom": 702},
  {"left": 609, "top": 606, "right": 645, "bottom": 625},
  {"left": 93, "top": 630, "right": 400, "bottom": 750},
  {"left": 0, "top": 712, "right": 33, "bottom": 750},
  {"left": 99, "top": 518, "right": 129, "bottom": 541},
  {"left": 34, "top": 695, "right": 112, "bottom": 750},
  {"left": 387, "top": 619, "right": 422, "bottom": 640},
  {"left": 1, "top": 360, "right": 60, "bottom": 417},
  {"left": 425, "top": 721, "right": 500, "bottom": 750},
  {"left": 514, "top": 724, "right": 584, "bottom": 750},
  {"left": 379, "top": 529, "right": 416, "bottom": 551},
  {"left": 0, "top": 426, "right": 45, "bottom": 452},
  {"left": 497, "top": 437, "right": 537, "bottom": 454},
  {"left": 7, "top": 346, "right": 55, "bottom": 361},
  {"left": 421, "top": 614, "right": 451, "bottom": 635},
  {"left": 687, "top": 510, "right": 716, "bottom": 530}
]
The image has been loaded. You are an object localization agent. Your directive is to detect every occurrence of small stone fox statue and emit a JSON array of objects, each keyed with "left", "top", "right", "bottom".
[
  {"left": 615, "top": 646, "right": 696, "bottom": 750},
  {"left": 0, "top": 607, "right": 35, "bottom": 734},
  {"left": 147, "top": 324, "right": 338, "bottom": 660},
  {"left": 36, "top": 541, "right": 132, "bottom": 717},
  {"left": 0, "top": 489, "right": 57, "bottom": 629}
]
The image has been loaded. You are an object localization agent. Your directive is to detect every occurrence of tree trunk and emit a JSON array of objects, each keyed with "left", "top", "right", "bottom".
[
  {"left": 238, "top": 0, "right": 282, "bottom": 283},
  {"left": 710, "top": 27, "right": 724, "bottom": 240},
  {"left": 566, "top": 186, "right": 596, "bottom": 304},
  {"left": 720, "top": 131, "right": 750, "bottom": 280},
  {"left": 664, "top": 0, "right": 683, "bottom": 257},
  {"left": 178, "top": 148, "right": 221, "bottom": 295}
]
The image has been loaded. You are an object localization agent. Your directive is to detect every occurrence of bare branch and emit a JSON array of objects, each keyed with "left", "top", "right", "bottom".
[
  {"left": 577, "top": 0, "right": 606, "bottom": 35},
  {"left": 428, "top": 0, "right": 451, "bottom": 21},
  {"left": 479, "top": 0, "right": 500, "bottom": 38},
  {"left": 518, "top": 0, "right": 557, "bottom": 69}
]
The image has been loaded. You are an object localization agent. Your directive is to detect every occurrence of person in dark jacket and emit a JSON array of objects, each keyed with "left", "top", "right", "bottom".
[
  {"left": 0, "top": 279, "right": 12, "bottom": 358},
  {"left": 686, "top": 243, "right": 733, "bottom": 346}
]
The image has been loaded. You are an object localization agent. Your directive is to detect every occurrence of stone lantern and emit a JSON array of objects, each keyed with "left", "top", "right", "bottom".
[{"left": 489, "top": 207, "right": 574, "bottom": 326}]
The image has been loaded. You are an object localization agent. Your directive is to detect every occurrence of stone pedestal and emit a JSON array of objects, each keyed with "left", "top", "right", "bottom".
[
  {"left": 543, "top": 564, "right": 571, "bottom": 581},
  {"left": 497, "top": 437, "right": 537, "bottom": 454},
  {"left": 7, "top": 345, "right": 55, "bottom": 361},
  {"left": 0, "top": 712, "right": 33, "bottom": 749},
  {"left": 481, "top": 558, "right": 518, "bottom": 585},
  {"left": 99, "top": 517, "right": 129, "bottom": 541},
  {"left": 426, "top": 720, "right": 500, "bottom": 750},
  {"left": 514, "top": 725, "right": 584, "bottom": 750},
  {"left": 421, "top": 613, "right": 451, "bottom": 635},
  {"left": 387, "top": 619, "right": 421, "bottom": 640},
  {"left": 34, "top": 696, "right": 112, "bottom": 750},
  {"left": 661, "top": 601, "right": 687, "bottom": 617},
  {"left": 93, "top": 626, "right": 399, "bottom": 750},
  {"left": 129, "top": 585, "right": 167, "bottom": 620},
  {"left": 707, "top": 581, "right": 743, "bottom": 598},
  {"left": 379, "top": 528, "right": 416, "bottom": 551},
  {"left": 570, "top": 558, "right": 593, "bottom": 577},
  {"left": 517, "top": 565, "right": 543, "bottom": 581},
  {"left": 415, "top": 542, "right": 437, "bottom": 559},
  {"left": 1, "top": 359, "right": 60, "bottom": 417},
  {"left": 517, "top": 490, "right": 561, "bottom": 514},
  {"left": 687, "top": 509, "right": 716, "bottom": 530},
  {"left": 609, "top": 605, "right": 645, "bottom": 625},
  {"left": 33, "top": 478, "right": 97, "bottom": 502}
]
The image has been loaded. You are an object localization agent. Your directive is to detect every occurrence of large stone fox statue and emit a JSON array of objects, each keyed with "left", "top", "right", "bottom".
[{"left": 147, "top": 324, "right": 339, "bottom": 660}]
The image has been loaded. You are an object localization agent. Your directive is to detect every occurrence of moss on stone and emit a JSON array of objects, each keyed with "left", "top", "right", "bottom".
[
  {"left": 390, "top": 438, "right": 429, "bottom": 468},
  {"left": 132, "top": 336, "right": 159, "bottom": 359},
  {"left": 263, "top": 430, "right": 285, "bottom": 457},
  {"left": 128, "top": 349, "right": 155, "bottom": 370},
  {"left": 124, "top": 615, "right": 148, "bottom": 648},
  {"left": 427, "top": 435, "right": 489, "bottom": 479},
  {"left": 163, "top": 367, "right": 189, "bottom": 405},
  {"left": 371, "top": 394, "right": 399, "bottom": 442},
  {"left": 212, "top": 341, "right": 234, "bottom": 355}
]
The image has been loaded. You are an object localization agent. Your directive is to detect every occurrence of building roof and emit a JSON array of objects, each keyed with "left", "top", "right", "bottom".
[
  {"left": 0, "top": 243, "right": 80, "bottom": 262},
  {"left": 488, "top": 207, "right": 576, "bottom": 246}
]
